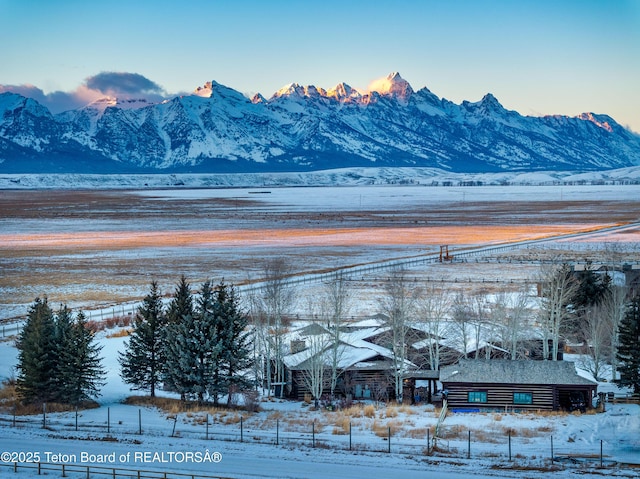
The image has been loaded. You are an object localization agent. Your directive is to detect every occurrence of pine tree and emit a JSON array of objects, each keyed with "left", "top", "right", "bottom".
[
  {"left": 163, "top": 280, "right": 221, "bottom": 403},
  {"left": 166, "top": 275, "right": 193, "bottom": 325},
  {"left": 119, "top": 281, "right": 166, "bottom": 397},
  {"left": 58, "top": 311, "right": 106, "bottom": 404},
  {"left": 16, "top": 297, "right": 57, "bottom": 404},
  {"left": 213, "top": 280, "right": 254, "bottom": 407},
  {"left": 163, "top": 276, "right": 195, "bottom": 399},
  {"left": 51, "top": 304, "right": 75, "bottom": 401},
  {"left": 616, "top": 295, "right": 640, "bottom": 393},
  {"left": 191, "top": 280, "right": 221, "bottom": 403}
]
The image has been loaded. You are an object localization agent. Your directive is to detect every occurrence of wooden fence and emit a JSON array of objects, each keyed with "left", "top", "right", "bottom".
[{"left": 1, "top": 461, "right": 234, "bottom": 479}]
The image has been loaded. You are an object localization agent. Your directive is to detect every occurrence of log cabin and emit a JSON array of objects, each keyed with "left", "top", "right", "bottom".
[{"left": 440, "top": 359, "right": 597, "bottom": 412}]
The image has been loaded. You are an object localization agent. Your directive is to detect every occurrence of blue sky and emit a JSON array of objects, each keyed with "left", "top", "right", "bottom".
[{"left": 1, "top": 0, "right": 639, "bottom": 132}]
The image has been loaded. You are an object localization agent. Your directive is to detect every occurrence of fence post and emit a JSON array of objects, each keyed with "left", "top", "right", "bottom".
[
  {"left": 42, "top": 403, "right": 46, "bottom": 429},
  {"left": 171, "top": 415, "right": 178, "bottom": 437},
  {"left": 467, "top": 430, "right": 471, "bottom": 459},
  {"left": 240, "top": 416, "right": 243, "bottom": 442},
  {"left": 427, "top": 428, "right": 430, "bottom": 455},
  {"left": 206, "top": 414, "right": 209, "bottom": 440},
  {"left": 76, "top": 406, "right": 79, "bottom": 431},
  {"left": 62, "top": 464, "right": 66, "bottom": 478},
  {"left": 508, "top": 430, "right": 512, "bottom": 461},
  {"left": 349, "top": 422, "right": 352, "bottom": 451},
  {"left": 13, "top": 405, "right": 16, "bottom": 427},
  {"left": 107, "top": 407, "right": 110, "bottom": 434},
  {"left": 138, "top": 409, "right": 142, "bottom": 435},
  {"left": 600, "top": 439, "right": 603, "bottom": 467},
  {"left": 550, "top": 435, "right": 554, "bottom": 464},
  {"left": 388, "top": 427, "right": 391, "bottom": 454},
  {"left": 312, "top": 421, "right": 315, "bottom": 448},
  {"left": 86, "top": 465, "right": 90, "bottom": 479},
  {"left": 276, "top": 419, "right": 279, "bottom": 446}
]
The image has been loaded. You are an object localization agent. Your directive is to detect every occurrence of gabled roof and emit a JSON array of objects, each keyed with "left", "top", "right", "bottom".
[
  {"left": 283, "top": 320, "right": 416, "bottom": 371},
  {"left": 440, "top": 359, "right": 597, "bottom": 386}
]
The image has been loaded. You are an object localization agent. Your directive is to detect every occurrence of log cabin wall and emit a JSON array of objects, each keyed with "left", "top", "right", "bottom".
[{"left": 443, "top": 382, "right": 556, "bottom": 411}]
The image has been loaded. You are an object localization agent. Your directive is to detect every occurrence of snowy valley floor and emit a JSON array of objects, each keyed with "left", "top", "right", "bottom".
[
  {"left": 1, "top": 182, "right": 640, "bottom": 478},
  {"left": 1, "top": 331, "right": 639, "bottom": 479}
]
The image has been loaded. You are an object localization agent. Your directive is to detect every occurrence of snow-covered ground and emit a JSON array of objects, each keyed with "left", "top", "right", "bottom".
[
  {"left": 1, "top": 176, "right": 640, "bottom": 478},
  {"left": 1, "top": 330, "right": 639, "bottom": 479},
  {"left": 1, "top": 165, "right": 640, "bottom": 190}
]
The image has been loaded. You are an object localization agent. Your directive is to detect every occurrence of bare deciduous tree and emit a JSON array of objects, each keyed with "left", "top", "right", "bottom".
[
  {"left": 378, "top": 267, "right": 417, "bottom": 403},
  {"left": 538, "top": 262, "right": 580, "bottom": 361},
  {"left": 416, "top": 285, "right": 451, "bottom": 370},
  {"left": 578, "top": 303, "right": 612, "bottom": 381},
  {"left": 320, "top": 272, "right": 351, "bottom": 399},
  {"left": 254, "top": 258, "right": 296, "bottom": 397},
  {"left": 600, "top": 284, "right": 629, "bottom": 381},
  {"left": 492, "top": 286, "right": 534, "bottom": 360},
  {"left": 451, "top": 292, "right": 487, "bottom": 360},
  {"left": 298, "top": 332, "right": 330, "bottom": 407}
]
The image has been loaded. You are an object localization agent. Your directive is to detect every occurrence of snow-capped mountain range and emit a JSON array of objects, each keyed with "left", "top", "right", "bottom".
[{"left": 1, "top": 72, "right": 639, "bottom": 173}]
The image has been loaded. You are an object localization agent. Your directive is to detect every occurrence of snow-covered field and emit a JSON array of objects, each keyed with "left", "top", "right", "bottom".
[
  {"left": 1, "top": 177, "right": 640, "bottom": 478},
  {"left": 1, "top": 166, "right": 640, "bottom": 190},
  {"left": 0, "top": 331, "right": 639, "bottom": 479},
  {"left": 1, "top": 180, "right": 639, "bottom": 322}
]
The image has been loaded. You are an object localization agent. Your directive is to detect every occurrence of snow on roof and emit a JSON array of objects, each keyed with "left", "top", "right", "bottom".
[{"left": 440, "top": 359, "right": 597, "bottom": 386}]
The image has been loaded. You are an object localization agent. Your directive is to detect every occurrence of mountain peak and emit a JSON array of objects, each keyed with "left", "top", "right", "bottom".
[
  {"left": 577, "top": 112, "right": 614, "bottom": 133},
  {"left": 2, "top": 74, "right": 639, "bottom": 174},
  {"left": 326, "top": 82, "right": 362, "bottom": 102},
  {"left": 462, "top": 92, "right": 506, "bottom": 116},
  {"left": 368, "top": 72, "right": 414, "bottom": 104},
  {"left": 193, "top": 81, "right": 218, "bottom": 98}
]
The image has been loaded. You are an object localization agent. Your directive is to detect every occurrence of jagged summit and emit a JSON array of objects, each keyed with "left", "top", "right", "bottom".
[
  {"left": 368, "top": 72, "right": 414, "bottom": 102},
  {"left": 326, "top": 82, "right": 362, "bottom": 102},
  {"left": 1, "top": 73, "right": 639, "bottom": 174},
  {"left": 270, "top": 72, "right": 414, "bottom": 104}
]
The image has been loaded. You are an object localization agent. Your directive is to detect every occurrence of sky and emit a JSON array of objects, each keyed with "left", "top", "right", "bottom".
[{"left": 0, "top": 0, "right": 639, "bottom": 132}]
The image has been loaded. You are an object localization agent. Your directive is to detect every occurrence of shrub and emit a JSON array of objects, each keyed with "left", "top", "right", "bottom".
[{"left": 363, "top": 404, "right": 376, "bottom": 418}]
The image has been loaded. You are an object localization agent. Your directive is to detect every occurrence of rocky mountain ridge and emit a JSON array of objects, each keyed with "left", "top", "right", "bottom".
[{"left": 1, "top": 73, "right": 639, "bottom": 173}]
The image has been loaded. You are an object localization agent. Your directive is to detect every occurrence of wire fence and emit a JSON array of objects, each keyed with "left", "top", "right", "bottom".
[{"left": 0, "top": 406, "right": 632, "bottom": 471}]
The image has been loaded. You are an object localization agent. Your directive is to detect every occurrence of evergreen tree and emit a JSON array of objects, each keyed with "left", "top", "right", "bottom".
[
  {"left": 58, "top": 311, "right": 106, "bottom": 404},
  {"left": 119, "top": 281, "right": 166, "bottom": 397},
  {"left": 570, "top": 261, "right": 611, "bottom": 334},
  {"left": 213, "top": 280, "right": 254, "bottom": 407},
  {"left": 166, "top": 275, "right": 193, "bottom": 325},
  {"left": 16, "top": 297, "right": 57, "bottom": 404},
  {"left": 163, "top": 280, "right": 221, "bottom": 403},
  {"left": 162, "top": 276, "right": 195, "bottom": 399},
  {"left": 616, "top": 295, "right": 640, "bottom": 393},
  {"left": 51, "top": 304, "right": 75, "bottom": 401},
  {"left": 191, "top": 280, "right": 221, "bottom": 403}
]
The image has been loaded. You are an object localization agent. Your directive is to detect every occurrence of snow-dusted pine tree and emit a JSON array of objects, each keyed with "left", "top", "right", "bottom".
[{"left": 119, "top": 281, "right": 166, "bottom": 397}]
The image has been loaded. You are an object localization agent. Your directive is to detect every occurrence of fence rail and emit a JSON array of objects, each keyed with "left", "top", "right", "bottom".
[{"left": 1, "top": 462, "right": 234, "bottom": 479}]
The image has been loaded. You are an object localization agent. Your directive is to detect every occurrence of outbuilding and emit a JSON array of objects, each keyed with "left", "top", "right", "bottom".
[{"left": 439, "top": 359, "right": 597, "bottom": 412}]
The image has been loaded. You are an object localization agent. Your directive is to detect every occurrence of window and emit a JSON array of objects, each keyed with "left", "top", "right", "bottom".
[
  {"left": 513, "top": 392, "right": 533, "bottom": 405},
  {"left": 468, "top": 391, "right": 487, "bottom": 403}
]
